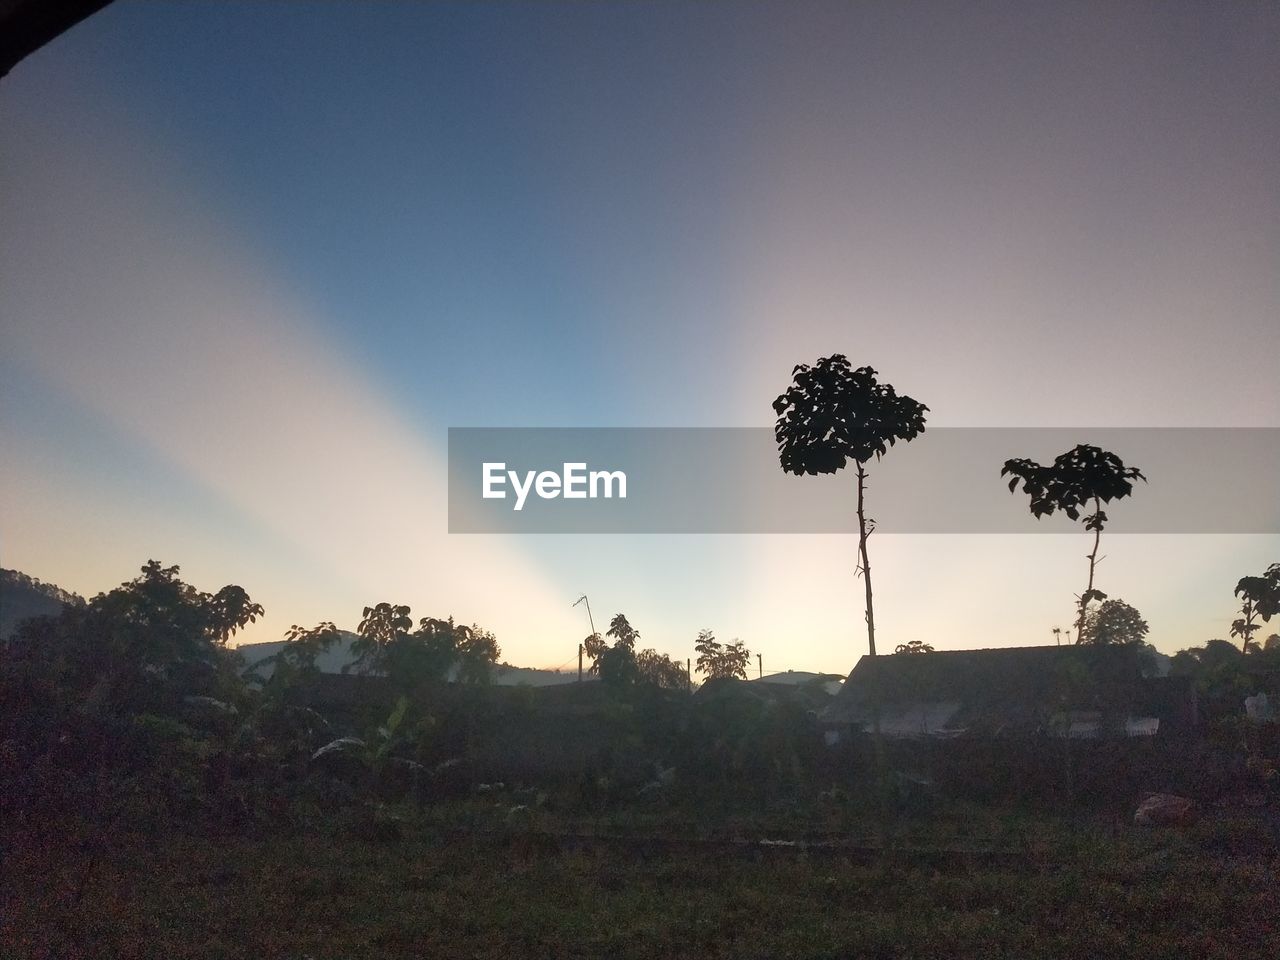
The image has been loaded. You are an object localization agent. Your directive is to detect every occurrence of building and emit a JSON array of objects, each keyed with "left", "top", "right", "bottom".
[
  {"left": 820, "top": 644, "right": 1198, "bottom": 745},
  {"left": 751, "top": 670, "right": 844, "bottom": 697}
]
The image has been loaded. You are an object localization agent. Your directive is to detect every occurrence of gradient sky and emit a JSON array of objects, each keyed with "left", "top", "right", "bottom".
[{"left": 2, "top": 1, "right": 1277, "bottom": 670}]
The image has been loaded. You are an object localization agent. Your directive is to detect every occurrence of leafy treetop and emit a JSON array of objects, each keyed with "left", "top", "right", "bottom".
[
  {"left": 772, "top": 355, "right": 928, "bottom": 475},
  {"left": 1081, "top": 599, "right": 1149, "bottom": 646},
  {"left": 1001, "top": 444, "right": 1146, "bottom": 531},
  {"left": 894, "top": 640, "right": 934, "bottom": 654}
]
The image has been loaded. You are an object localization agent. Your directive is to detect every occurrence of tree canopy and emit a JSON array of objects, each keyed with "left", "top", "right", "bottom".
[
  {"left": 773, "top": 355, "right": 928, "bottom": 475},
  {"left": 694, "top": 629, "right": 750, "bottom": 681},
  {"left": 1080, "top": 599, "right": 1149, "bottom": 646}
]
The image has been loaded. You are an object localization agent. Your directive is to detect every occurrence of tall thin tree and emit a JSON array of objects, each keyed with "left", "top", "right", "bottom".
[
  {"left": 1002, "top": 444, "right": 1146, "bottom": 643},
  {"left": 773, "top": 355, "right": 928, "bottom": 656}
]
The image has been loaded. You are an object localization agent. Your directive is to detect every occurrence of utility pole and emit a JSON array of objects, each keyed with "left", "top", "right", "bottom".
[
  {"left": 572, "top": 594, "right": 597, "bottom": 637},
  {"left": 573, "top": 595, "right": 596, "bottom": 682},
  {"left": 757, "top": 653, "right": 763, "bottom": 679}
]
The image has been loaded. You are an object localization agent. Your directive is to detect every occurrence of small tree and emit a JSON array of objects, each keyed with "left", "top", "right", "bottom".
[
  {"left": 636, "top": 648, "right": 690, "bottom": 690},
  {"left": 455, "top": 624, "right": 501, "bottom": 684},
  {"left": 773, "top": 355, "right": 928, "bottom": 657},
  {"left": 11, "top": 560, "right": 262, "bottom": 713},
  {"left": 581, "top": 613, "right": 641, "bottom": 676},
  {"left": 694, "top": 629, "right": 750, "bottom": 680},
  {"left": 1002, "top": 444, "right": 1146, "bottom": 643},
  {"left": 582, "top": 631, "right": 607, "bottom": 673},
  {"left": 605, "top": 613, "right": 640, "bottom": 652},
  {"left": 1081, "top": 599, "right": 1149, "bottom": 646},
  {"left": 597, "top": 644, "right": 639, "bottom": 686},
  {"left": 1232, "top": 563, "right": 1280, "bottom": 654},
  {"left": 351, "top": 602, "right": 413, "bottom": 674},
  {"left": 894, "top": 640, "right": 934, "bottom": 655}
]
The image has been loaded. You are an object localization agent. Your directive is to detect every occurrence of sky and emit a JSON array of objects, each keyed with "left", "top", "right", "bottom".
[{"left": 1, "top": 1, "right": 1277, "bottom": 670}]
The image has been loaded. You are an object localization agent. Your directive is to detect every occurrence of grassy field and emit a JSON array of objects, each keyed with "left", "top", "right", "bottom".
[{"left": 5, "top": 801, "right": 1280, "bottom": 959}]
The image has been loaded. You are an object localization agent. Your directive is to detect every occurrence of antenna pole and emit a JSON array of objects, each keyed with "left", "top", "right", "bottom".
[{"left": 573, "top": 594, "right": 597, "bottom": 638}]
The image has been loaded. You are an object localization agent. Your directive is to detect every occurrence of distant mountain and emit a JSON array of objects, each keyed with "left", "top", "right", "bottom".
[{"left": 0, "top": 569, "right": 85, "bottom": 639}]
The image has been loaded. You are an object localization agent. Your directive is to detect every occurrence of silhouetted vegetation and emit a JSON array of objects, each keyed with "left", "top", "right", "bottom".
[
  {"left": 1003, "top": 444, "right": 1146, "bottom": 642},
  {"left": 773, "top": 356, "right": 928, "bottom": 657},
  {"left": 1232, "top": 563, "right": 1280, "bottom": 653},
  {"left": 894, "top": 640, "right": 935, "bottom": 654},
  {"left": 1081, "top": 598, "right": 1149, "bottom": 646},
  {"left": 693, "top": 628, "right": 750, "bottom": 680},
  {"left": 5, "top": 553, "right": 1280, "bottom": 956}
]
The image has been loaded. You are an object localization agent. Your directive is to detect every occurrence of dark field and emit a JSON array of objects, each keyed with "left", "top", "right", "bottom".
[{"left": 6, "top": 802, "right": 1280, "bottom": 959}]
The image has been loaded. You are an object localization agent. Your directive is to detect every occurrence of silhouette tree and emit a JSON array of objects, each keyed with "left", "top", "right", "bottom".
[
  {"left": 580, "top": 613, "right": 643, "bottom": 676},
  {"left": 351, "top": 602, "right": 413, "bottom": 674},
  {"left": 1002, "top": 444, "right": 1146, "bottom": 643},
  {"left": 693, "top": 629, "right": 750, "bottom": 680},
  {"left": 582, "top": 631, "right": 607, "bottom": 674},
  {"left": 636, "top": 648, "right": 690, "bottom": 690},
  {"left": 597, "top": 644, "right": 639, "bottom": 686},
  {"left": 893, "top": 640, "right": 934, "bottom": 654},
  {"left": 363, "top": 614, "right": 502, "bottom": 687},
  {"left": 773, "top": 356, "right": 928, "bottom": 657},
  {"left": 10, "top": 560, "right": 262, "bottom": 712},
  {"left": 1232, "top": 563, "right": 1280, "bottom": 654},
  {"left": 455, "top": 623, "right": 501, "bottom": 683},
  {"left": 606, "top": 613, "right": 640, "bottom": 652},
  {"left": 1080, "top": 598, "right": 1148, "bottom": 646}
]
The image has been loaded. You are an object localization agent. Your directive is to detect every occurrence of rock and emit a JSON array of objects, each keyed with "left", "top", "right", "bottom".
[{"left": 1134, "top": 793, "right": 1195, "bottom": 827}]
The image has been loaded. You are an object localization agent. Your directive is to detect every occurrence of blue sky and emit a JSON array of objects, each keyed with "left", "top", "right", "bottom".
[{"left": 2, "top": 1, "right": 1277, "bottom": 668}]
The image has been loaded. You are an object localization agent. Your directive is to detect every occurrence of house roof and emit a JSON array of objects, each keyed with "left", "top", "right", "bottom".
[
  {"left": 821, "top": 644, "right": 1184, "bottom": 737},
  {"left": 752, "top": 670, "right": 844, "bottom": 695}
]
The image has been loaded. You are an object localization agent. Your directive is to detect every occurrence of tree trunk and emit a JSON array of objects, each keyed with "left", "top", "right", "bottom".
[
  {"left": 1076, "top": 496, "right": 1103, "bottom": 643},
  {"left": 856, "top": 462, "right": 876, "bottom": 657},
  {"left": 856, "top": 463, "right": 891, "bottom": 856}
]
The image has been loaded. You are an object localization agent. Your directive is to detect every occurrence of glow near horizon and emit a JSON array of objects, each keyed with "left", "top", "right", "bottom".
[{"left": 1, "top": 3, "right": 1277, "bottom": 668}]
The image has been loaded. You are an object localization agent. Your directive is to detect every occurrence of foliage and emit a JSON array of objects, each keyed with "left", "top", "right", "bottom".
[
  {"left": 249, "top": 621, "right": 342, "bottom": 695},
  {"left": 1002, "top": 445, "right": 1145, "bottom": 642},
  {"left": 350, "top": 605, "right": 500, "bottom": 690},
  {"left": 773, "top": 355, "right": 927, "bottom": 659},
  {"left": 591, "top": 617, "right": 687, "bottom": 692},
  {"left": 582, "top": 631, "right": 608, "bottom": 674},
  {"left": 894, "top": 640, "right": 935, "bottom": 654},
  {"left": 5, "top": 560, "right": 260, "bottom": 715},
  {"left": 1001, "top": 445, "right": 1146, "bottom": 524},
  {"left": 693, "top": 629, "right": 750, "bottom": 680},
  {"left": 584, "top": 613, "right": 651, "bottom": 684},
  {"left": 1080, "top": 599, "right": 1149, "bottom": 646},
  {"left": 596, "top": 644, "right": 639, "bottom": 686},
  {"left": 1232, "top": 563, "right": 1280, "bottom": 653},
  {"left": 635, "top": 648, "right": 689, "bottom": 690},
  {"left": 605, "top": 613, "right": 640, "bottom": 651},
  {"left": 351, "top": 603, "right": 413, "bottom": 674},
  {"left": 772, "top": 355, "right": 928, "bottom": 474}
]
